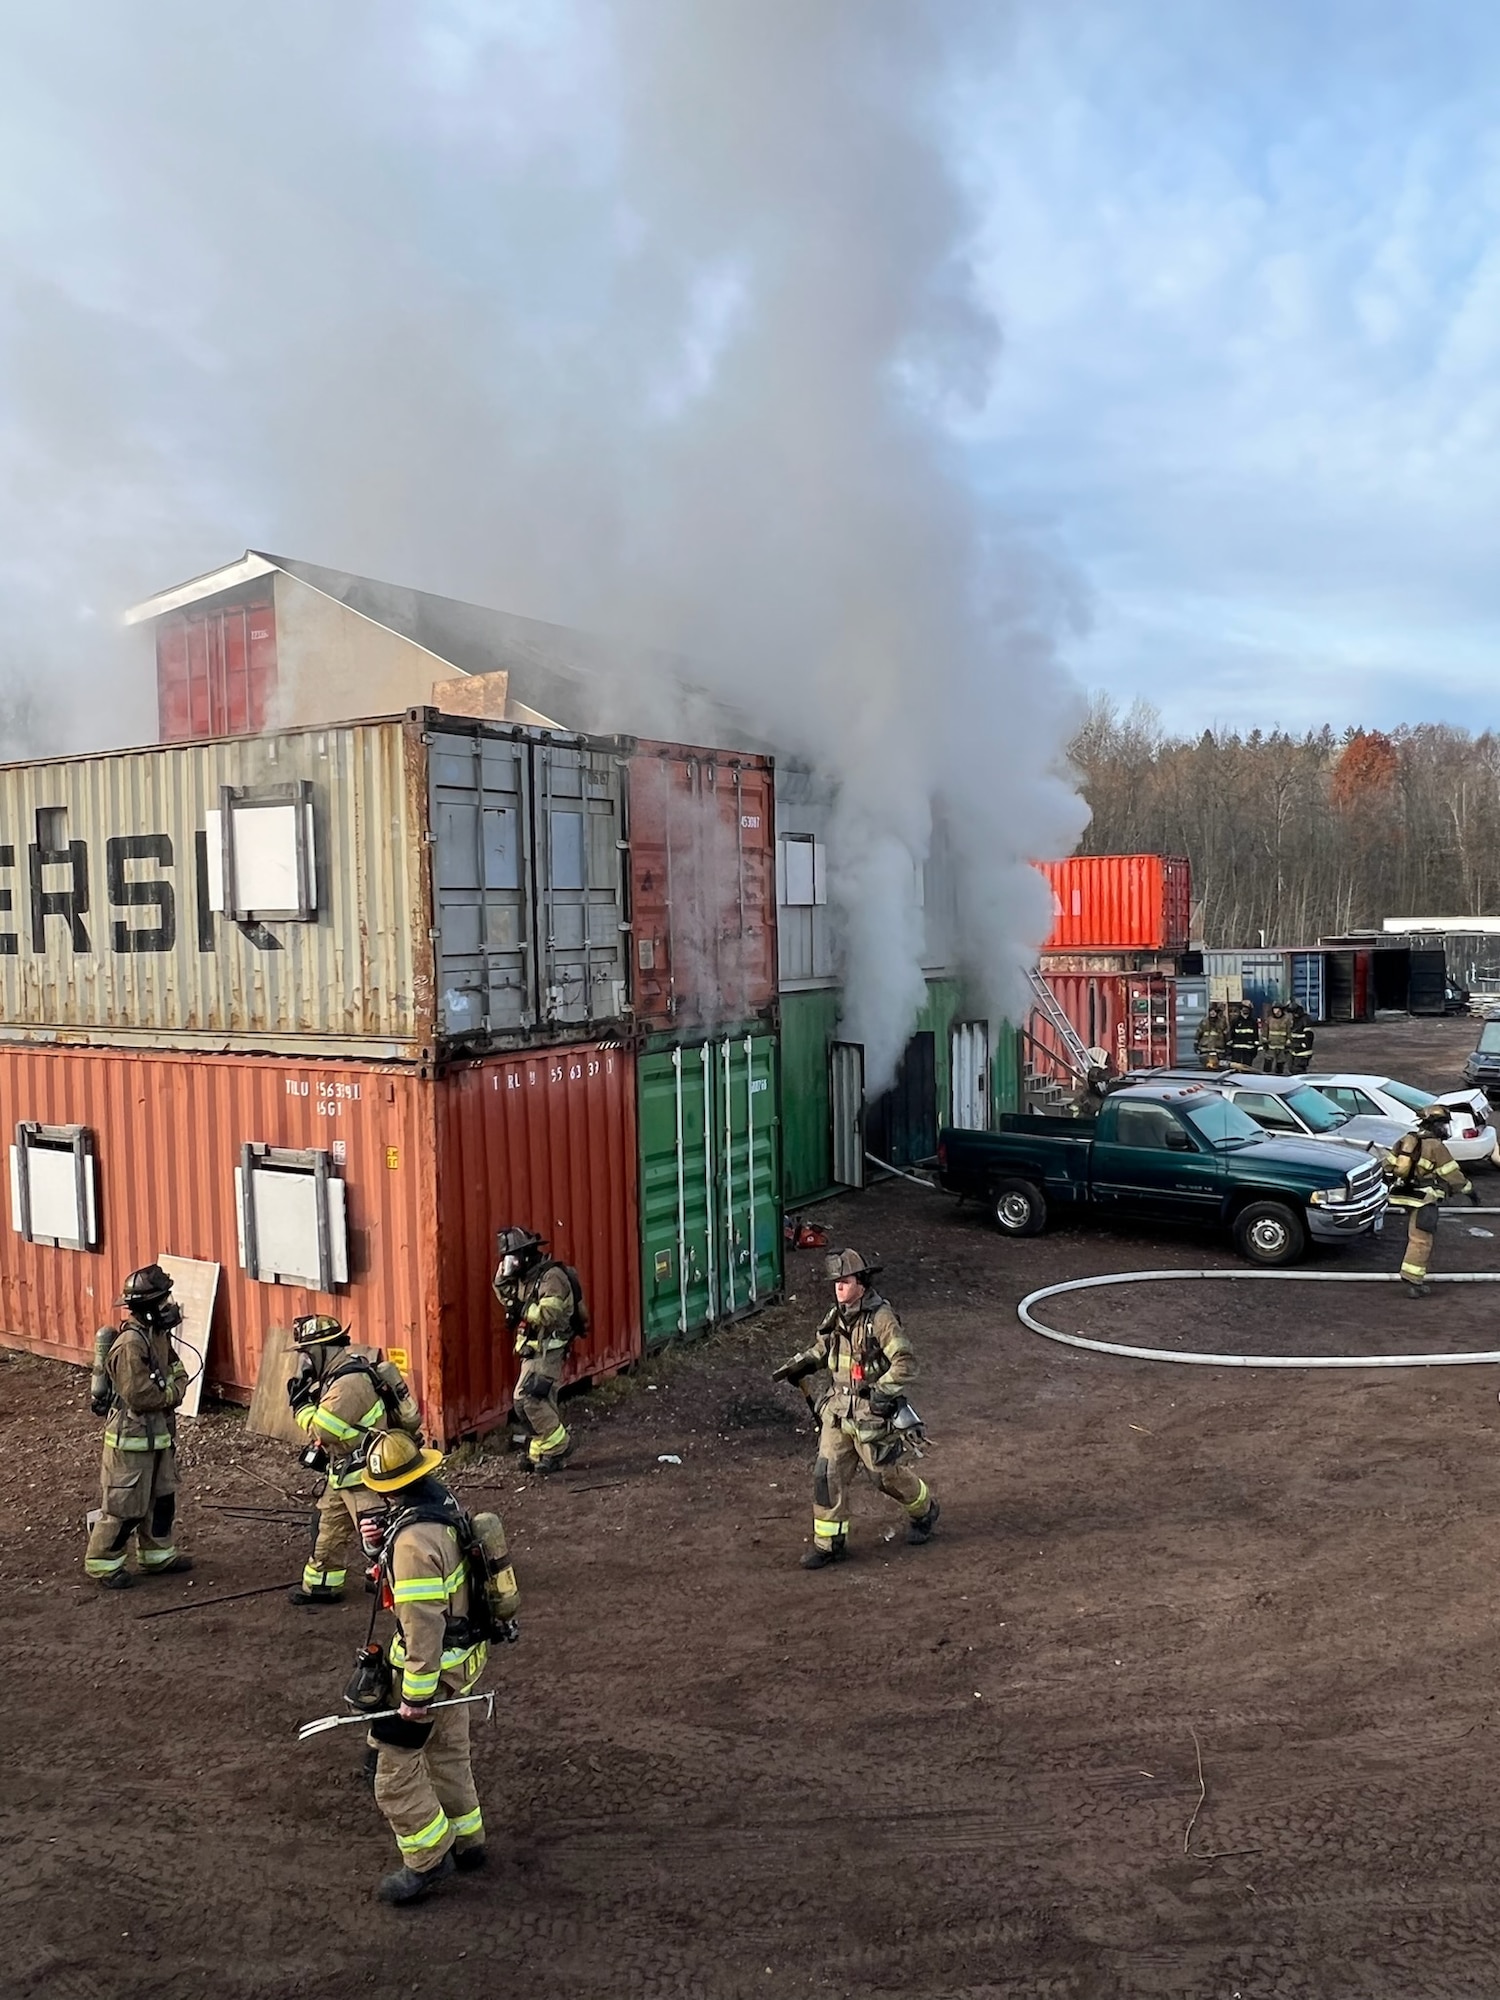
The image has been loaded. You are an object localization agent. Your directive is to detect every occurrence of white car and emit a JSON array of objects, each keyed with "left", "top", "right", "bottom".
[{"left": 1300, "top": 1073, "right": 1497, "bottom": 1169}]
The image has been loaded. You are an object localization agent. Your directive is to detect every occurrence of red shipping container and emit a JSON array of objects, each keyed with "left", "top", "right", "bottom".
[
  {"left": 0, "top": 1038, "right": 639, "bottom": 1443},
  {"left": 1031, "top": 972, "right": 1176, "bottom": 1082},
  {"left": 156, "top": 589, "right": 278, "bottom": 743},
  {"left": 626, "top": 740, "right": 777, "bottom": 1033},
  {"left": 1036, "top": 855, "right": 1191, "bottom": 953}
]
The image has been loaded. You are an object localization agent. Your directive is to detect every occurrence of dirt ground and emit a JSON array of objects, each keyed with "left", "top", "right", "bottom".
[{"left": 7, "top": 1014, "right": 1500, "bottom": 2000}]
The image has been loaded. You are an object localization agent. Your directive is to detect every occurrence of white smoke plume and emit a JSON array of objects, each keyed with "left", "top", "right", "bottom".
[{"left": 0, "top": 0, "right": 1089, "bottom": 1088}]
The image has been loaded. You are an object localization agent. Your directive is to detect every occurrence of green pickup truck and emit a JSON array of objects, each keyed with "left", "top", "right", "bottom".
[{"left": 936, "top": 1081, "right": 1388, "bottom": 1265}]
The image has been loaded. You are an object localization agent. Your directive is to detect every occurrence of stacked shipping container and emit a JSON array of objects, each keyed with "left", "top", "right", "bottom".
[
  {"left": 1029, "top": 854, "right": 1191, "bottom": 1083},
  {"left": 0, "top": 709, "right": 782, "bottom": 1438}
]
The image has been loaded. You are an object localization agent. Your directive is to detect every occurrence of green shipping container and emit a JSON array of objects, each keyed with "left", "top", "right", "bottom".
[
  {"left": 780, "top": 988, "right": 841, "bottom": 1204},
  {"left": 638, "top": 1033, "right": 783, "bottom": 1347}
]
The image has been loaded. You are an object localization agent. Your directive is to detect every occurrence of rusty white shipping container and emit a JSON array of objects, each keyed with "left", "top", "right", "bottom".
[
  {"left": 0, "top": 711, "right": 634, "bottom": 1056},
  {"left": 0, "top": 711, "right": 781, "bottom": 1056},
  {"left": 0, "top": 1038, "right": 640, "bottom": 1443}
]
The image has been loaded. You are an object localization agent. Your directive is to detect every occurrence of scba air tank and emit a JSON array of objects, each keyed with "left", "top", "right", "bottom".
[
  {"left": 470, "top": 1512, "right": 521, "bottom": 1625},
  {"left": 89, "top": 1325, "right": 115, "bottom": 1413}
]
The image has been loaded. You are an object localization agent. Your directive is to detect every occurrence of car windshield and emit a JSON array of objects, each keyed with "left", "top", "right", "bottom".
[
  {"left": 1478, "top": 1022, "right": 1500, "bottom": 1055},
  {"left": 1184, "top": 1097, "right": 1264, "bottom": 1146},
  {"left": 1282, "top": 1086, "right": 1350, "bottom": 1132},
  {"left": 1380, "top": 1078, "right": 1438, "bottom": 1114}
]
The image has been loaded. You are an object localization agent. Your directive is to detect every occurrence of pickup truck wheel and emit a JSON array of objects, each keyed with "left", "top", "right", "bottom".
[
  {"left": 992, "top": 1178, "right": 1047, "bottom": 1238},
  {"left": 1232, "top": 1201, "right": 1306, "bottom": 1266}
]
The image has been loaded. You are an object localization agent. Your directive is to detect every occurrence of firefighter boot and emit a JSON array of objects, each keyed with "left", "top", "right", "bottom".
[
  {"left": 96, "top": 1570, "right": 134, "bottom": 1591},
  {"left": 907, "top": 1499, "right": 941, "bottom": 1545},
  {"left": 377, "top": 1852, "right": 456, "bottom": 1906},
  {"left": 288, "top": 1582, "right": 343, "bottom": 1606},
  {"left": 140, "top": 1554, "right": 195, "bottom": 1577},
  {"left": 453, "top": 1845, "right": 487, "bottom": 1873},
  {"left": 800, "top": 1535, "right": 849, "bottom": 1570},
  {"left": 1404, "top": 1279, "right": 1433, "bottom": 1300}
]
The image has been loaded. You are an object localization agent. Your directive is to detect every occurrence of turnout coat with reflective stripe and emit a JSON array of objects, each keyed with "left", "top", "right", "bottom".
[
  {"left": 386, "top": 1513, "right": 487, "bottom": 1706},
  {"left": 296, "top": 1359, "right": 389, "bottom": 1489},
  {"left": 102, "top": 1318, "right": 186, "bottom": 1449},
  {"left": 1383, "top": 1131, "right": 1472, "bottom": 1208}
]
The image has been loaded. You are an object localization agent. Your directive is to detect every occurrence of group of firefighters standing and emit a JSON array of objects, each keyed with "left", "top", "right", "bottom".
[
  {"left": 1195, "top": 997, "right": 1315, "bottom": 1073},
  {"left": 79, "top": 1223, "right": 937, "bottom": 1905}
]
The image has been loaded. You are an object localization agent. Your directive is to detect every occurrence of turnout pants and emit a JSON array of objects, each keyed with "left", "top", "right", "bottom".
[
  {"left": 811, "top": 1412, "right": 934, "bottom": 1552},
  {"left": 515, "top": 1348, "right": 570, "bottom": 1465},
  {"left": 304, "top": 1482, "right": 385, "bottom": 1595},
  {"left": 84, "top": 1443, "right": 179, "bottom": 1579},
  {"left": 372, "top": 1694, "right": 485, "bottom": 1873},
  {"left": 1398, "top": 1198, "right": 1440, "bottom": 1283}
]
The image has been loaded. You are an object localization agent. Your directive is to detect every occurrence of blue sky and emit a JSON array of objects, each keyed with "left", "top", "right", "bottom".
[
  {"left": 0, "top": 1, "right": 1497, "bottom": 749},
  {"left": 962, "top": 2, "right": 1500, "bottom": 735}
]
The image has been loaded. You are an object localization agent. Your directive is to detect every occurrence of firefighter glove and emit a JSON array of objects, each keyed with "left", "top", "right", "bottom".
[
  {"left": 496, "top": 1617, "right": 521, "bottom": 1645},
  {"left": 771, "top": 1354, "right": 817, "bottom": 1385},
  {"left": 89, "top": 1388, "right": 113, "bottom": 1418},
  {"left": 867, "top": 1385, "right": 901, "bottom": 1419},
  {"left": 299, "top": 1442, "right": 329, "bottom": 1474}
]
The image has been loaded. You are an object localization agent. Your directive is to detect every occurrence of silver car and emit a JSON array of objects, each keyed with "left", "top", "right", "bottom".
[{"left": 1145, "top": 1071, "right": 1406, "bottom": 1156}]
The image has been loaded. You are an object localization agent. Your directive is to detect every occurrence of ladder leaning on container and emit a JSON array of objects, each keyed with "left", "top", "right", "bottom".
[{"left": 1024, "top": 966, "right": 1094, "bottom": 1080}]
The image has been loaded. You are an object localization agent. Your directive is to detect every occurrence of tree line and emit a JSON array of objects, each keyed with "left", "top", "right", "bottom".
[{"left": 1070, "top": 697, "right": 1500, "bottom": 947}]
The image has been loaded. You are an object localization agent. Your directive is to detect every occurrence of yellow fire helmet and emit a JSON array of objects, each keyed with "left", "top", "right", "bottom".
[{"left": 362, "top": 1429, "right": 445, "bottom": 1492}]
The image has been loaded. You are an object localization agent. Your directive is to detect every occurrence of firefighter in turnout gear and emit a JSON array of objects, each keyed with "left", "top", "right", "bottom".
[
  {"left": 772, "top": 1249, "right": 939, "bottom": 1569},
  {"left": 1261, "top": 1002, "right": 1293, "bottom": 1075},
  {"left": 1383, "top": 1103, "right": 1479, "bottom": 1298},
  {"left": 362, "top": 1431, "right": 511, "bottom": 1905},
  {"left": 1288, "top": 1004, "right": 1315, "bottom": 1074},
  {"left": 83, "top": 1265, "right": 192, "bottom": 1588},
  {"left": 1225, "top": 1001, "right": 1261, "bottom": 1069},
  {"left": 286, "top": 1316, "right": 422, "bottom": 1606},
  {"left": 1194, "top": 1001, "right": 1229, "bottom": 1069},
  {"left": 493, "top": 1226, "right": 584, "bottom": 1471}
]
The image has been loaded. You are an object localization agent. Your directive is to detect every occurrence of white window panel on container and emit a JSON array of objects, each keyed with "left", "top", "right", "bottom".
[
  {"left": 207, "top": 782, "right": 318, "bottom": 921},
  {"left": 235, "top": 1144, "right": 348, "bottom": 1290},
  {"left": 10, "top": 1123, "right": 99, "bottom": 1250},
  {"left": 779, "top": 834, "right": 827, "bottom": 908}
]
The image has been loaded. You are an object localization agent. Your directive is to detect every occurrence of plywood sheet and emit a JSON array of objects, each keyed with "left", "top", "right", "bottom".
[
  {"left": 156, "top": 1253, "right": 220, "bottom": 1421},
  {"left": 245, "top": 1321, "right": 305, "bottom": 1445}
]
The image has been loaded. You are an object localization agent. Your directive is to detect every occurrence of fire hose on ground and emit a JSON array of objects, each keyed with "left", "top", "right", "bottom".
[{"left": 1018, "top": 1265, "right": 1500, "bottom": 1370}]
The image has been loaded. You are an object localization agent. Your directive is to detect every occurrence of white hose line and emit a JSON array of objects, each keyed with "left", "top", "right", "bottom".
[{"left": 1017, "top": 1267, "right": 1500, "bottom": 1369}]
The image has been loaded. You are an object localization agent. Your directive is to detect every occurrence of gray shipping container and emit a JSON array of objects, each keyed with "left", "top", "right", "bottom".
[
  {"left": 1202, "top": 950, "right": 1291, "bottom": 1012},
  {"left": 0, "top": 710, "right": 627, "bottom": 1058}
]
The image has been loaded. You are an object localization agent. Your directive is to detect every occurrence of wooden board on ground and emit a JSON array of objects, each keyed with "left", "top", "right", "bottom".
[
  {"left": 156, "top": 1254, "right": 220, "bottom": 1420},
  {"left": 245, "top": 1322, "right": 305, "bottom": 1445}
]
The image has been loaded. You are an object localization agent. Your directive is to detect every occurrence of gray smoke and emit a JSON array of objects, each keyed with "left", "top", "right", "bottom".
[{"left": 0, "top": 0, "right": 1088, "bottom": 1086}]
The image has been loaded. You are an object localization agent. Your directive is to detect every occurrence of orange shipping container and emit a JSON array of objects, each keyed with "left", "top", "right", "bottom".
[
  {"left": 625, "top": 740, "right": 777, "bottom": 1034},
  {"left": 1036, "top": 855, "right": 1191, "bottom": 953},
  {"left": 0, "top": 1039, "right": 639, "bottom": 1443},
  {"left": 1031, "top": 972, "right": 1176, "bottom": 1080}
]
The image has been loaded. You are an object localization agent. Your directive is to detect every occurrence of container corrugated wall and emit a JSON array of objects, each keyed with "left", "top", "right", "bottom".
[
  {"left": 625, "top": 741, "right": 777, "bottom": 1034},
  {"left": 0, "top": 719, "right": 431, "bottom": 1055},
  {"left": 1036, "top": 971, "right": 1176, "bottom": 1074},
  {"left": 1038, "top": 855, "right": 1192, "bottom": 953},
  {"left": 780, "top": 988, "right": 841, "bottom": 1203},
  {"left": 1290, "top": 952, "right": 1327, "bottom": 1023},
  {"left": 157, "top": 590, "right": 278, "bottom": 743},
  {"left": 432, "top": 1042, "right": 641, "bottom": 1438},
  {"left": 638, "top": 1033, "right": 782, "bottom": 1348},
  {"left": 0, "top": 1037, "right": 642, "bottom": 1444},
  {"left": 0, "top": 1041, "right": 439, "bottom": 1404}
]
